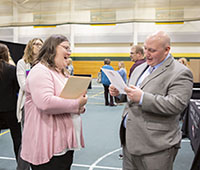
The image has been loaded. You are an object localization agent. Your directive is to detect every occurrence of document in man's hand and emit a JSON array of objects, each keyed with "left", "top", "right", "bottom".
[
  {"left": 60, "top": 76, "right": 92, "bottom": 99},
  {"left": 101, "top": 68, "right": 127, "bottom": 94}
]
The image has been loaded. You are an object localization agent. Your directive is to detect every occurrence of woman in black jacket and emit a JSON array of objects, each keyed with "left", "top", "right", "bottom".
[{"left": 0, "top": 43, "right": 21, "bottom": 161}]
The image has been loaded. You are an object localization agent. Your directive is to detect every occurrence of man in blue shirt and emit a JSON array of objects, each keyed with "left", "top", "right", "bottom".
[{"left": 101, "top": 58, "right": 116, "bottom": 106}]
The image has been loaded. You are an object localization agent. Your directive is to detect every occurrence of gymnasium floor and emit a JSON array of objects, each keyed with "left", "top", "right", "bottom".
[{"left": 0, "top": 79, "right": 194, "bottom": 170}]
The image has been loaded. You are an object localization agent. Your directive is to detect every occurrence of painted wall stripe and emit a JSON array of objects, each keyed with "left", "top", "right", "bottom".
[{"left": 0, "top": 130, "right": 10, "bottom": 136}]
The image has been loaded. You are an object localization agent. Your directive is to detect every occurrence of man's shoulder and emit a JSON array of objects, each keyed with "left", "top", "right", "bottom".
[
  {"left": 173, "top": 59, "right": 193, "bottom": 74},
  {"left": 161, "top": 58, "right": 193, "bottom": 81}
]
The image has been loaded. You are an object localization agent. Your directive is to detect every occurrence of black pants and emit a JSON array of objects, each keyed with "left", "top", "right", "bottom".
[
  {"left": 30, "top": 150, "right": 74, "bottom": 170},
  {"left": 0, "top": 111, "right": 22, "bottom": 160},
  {"left": 17, "top": 145, "right": 30, "bottom": 170},
  {"left": 17, "top": 107, "right": 31, "bottom": 170},
  {"left": 120, "top": 117, "right": 126, "bottom": 146},
  {"left": 103, "top": 84, "right": 114, "bottom": 105}
]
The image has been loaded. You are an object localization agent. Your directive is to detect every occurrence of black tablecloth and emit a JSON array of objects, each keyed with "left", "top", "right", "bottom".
[{"left": 182, "top": 100, "right": 200, "bottom": 170}]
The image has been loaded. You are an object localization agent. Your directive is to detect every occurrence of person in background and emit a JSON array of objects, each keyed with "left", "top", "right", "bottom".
[
  {"left": 66, "top": 57, "right": 74, "bottom": 75},
  {"left": 109, "top": 31, "right": 193, "bottom": 170},
  {"left": 21, "top": 34, "right": 88, "bottom": 170},
  {"left": 115, "top": 61, "right": 127, "bottom": 105},
  {"left": 129, "top": 45, "right": 146, "bottom": 78},
  {"left": 101, "top": 58, "right": 116, "bottom": 106},
  {"left": 16, "top": 38, "right": 43, "bottom": 125},
  {"left": 178, "top": 57, "right": 194, "bottom": 78},
  {"left": 178, "top": 57, "right": 188, "bottom": 67},
  {"left": 0, "top": 43, "right": 22, "bottom": 163},
  {"left": 117, "top": 61, "right": 127, "bottom": 83},
  {"left": 16, "top": 38, "right": 43, "bottom": 170}
]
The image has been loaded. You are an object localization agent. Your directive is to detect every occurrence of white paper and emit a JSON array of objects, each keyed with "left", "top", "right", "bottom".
[{"left": 101, "top": 68, "right": 127, "bottom": 94}]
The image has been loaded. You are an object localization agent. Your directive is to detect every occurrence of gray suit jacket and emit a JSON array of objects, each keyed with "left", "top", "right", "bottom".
[{"left": 123, "top": 55, "right": 193, "bottom": 155}]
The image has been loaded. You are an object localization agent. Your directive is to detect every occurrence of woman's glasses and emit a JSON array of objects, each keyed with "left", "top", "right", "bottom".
[
  {"left": 33, "top": 43, "right": 43, "bottom": 47},
  {"left": 59, "top": 45, "right": 72, "bottom": 53}
]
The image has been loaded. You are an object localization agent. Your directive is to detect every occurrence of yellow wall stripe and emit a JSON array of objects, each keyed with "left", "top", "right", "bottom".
[
  {"left": 71, "top": 53, "right": 129, "bottom": 57},
  {"left": 172, "top": 53, "right": 200, "bottom": 57},
  {"left": 0, "top": 130, "right": 10, "bottom": 136},
  {"left": 155, "top": 22, "right": 184, "bottom": 25},
  {"left": 34, "top": 25, "right": 56, "bottom": 28},
  {"left": 90, "top": 24, "right": 116, "bottom": 26}
]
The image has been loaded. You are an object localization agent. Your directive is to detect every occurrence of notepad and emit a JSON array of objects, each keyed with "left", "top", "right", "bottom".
[{"left": 60, "top": 76, "right": 92, "bottom": 99}]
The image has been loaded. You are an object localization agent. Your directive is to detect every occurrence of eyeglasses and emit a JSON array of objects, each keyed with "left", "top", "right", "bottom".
[
  {"left": 59, "top": 45, "right": 71, "bottom": 53},
  {"left": 130, "top": 52, "right": 137, "bottom": 55},
  {"left": 33, "top": 43, "right": 43, "bottom": 47}
]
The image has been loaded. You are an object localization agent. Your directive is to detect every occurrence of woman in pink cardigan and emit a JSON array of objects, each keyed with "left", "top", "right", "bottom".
[{"left": 21, "top": 34, "right": 88, "bottom": 170}]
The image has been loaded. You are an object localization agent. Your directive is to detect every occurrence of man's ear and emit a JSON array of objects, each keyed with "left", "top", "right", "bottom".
[{"left": 165, "top": 46, "right": 170, "bottom": 55}]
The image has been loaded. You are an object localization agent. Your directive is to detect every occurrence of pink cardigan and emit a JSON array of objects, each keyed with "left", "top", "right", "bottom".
[{"left": 21, "top": 63, "right": 84, "bottom": 165}]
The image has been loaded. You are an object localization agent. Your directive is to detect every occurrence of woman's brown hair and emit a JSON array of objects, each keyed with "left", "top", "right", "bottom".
[
  {"left": 0, "top": 43, "right": 9, "bottom": 78},
  {"left": 34, "top": 34, "right": 69, "bottom": 75}
]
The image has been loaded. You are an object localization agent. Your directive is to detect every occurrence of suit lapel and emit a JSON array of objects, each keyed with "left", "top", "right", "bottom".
[
  {"left": 129, "top": 63, "right": 148, "bottom": 86},
  {"left": 139, "top": 55, "right": 174, "bottom": 89}
]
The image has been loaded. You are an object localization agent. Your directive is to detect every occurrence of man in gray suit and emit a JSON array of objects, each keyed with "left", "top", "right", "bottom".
[{"left": 109, "top": 31, "right": 193, "bottom": 170}]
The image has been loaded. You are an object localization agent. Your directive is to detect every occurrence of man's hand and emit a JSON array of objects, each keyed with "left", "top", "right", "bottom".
[
  {"left": 109, "top": 84, "right": 119, "bottom": 96},
  {"left": 125, "top": 85, "right": 143, "bottom": 103}
]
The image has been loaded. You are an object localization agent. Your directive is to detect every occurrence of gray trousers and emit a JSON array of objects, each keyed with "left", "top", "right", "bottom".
[{"left": 122, "top": 143, "right": 180, "bottom": 170}]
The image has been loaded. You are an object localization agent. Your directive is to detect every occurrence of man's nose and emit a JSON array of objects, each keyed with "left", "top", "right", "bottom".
[{"left": 145, "top": 50, "right": 150, "bottom": 57}]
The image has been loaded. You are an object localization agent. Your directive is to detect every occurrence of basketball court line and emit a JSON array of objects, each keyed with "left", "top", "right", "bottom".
[
  {"left": 0, "top": 156, "right": 16, "bottom": 160},
  {"left": 89, "top": 148, "right": 122, "bottom": 170},
  {"left": 88, "top": 102, "right": 104, "bottom": 105},
  {"left": 89, "top": 91, "right": 104, "bottom": 98}
]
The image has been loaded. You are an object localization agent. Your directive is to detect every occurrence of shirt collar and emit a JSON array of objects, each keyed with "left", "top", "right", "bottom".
[{"left": 153, "top": 53, "right": 170, "bottom": 70}]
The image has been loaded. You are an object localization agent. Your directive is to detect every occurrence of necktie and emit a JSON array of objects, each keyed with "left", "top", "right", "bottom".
[{"left": 149, "top": 66, "right": 155, "bottom": 74}]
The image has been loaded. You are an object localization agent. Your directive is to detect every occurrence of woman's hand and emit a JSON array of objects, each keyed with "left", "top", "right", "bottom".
[
  {"left": 78, "top": 92, "right": 88, "bottom": 108},
  {"left": 79, "top": 106, "right": 86, "bottom": 114}
]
